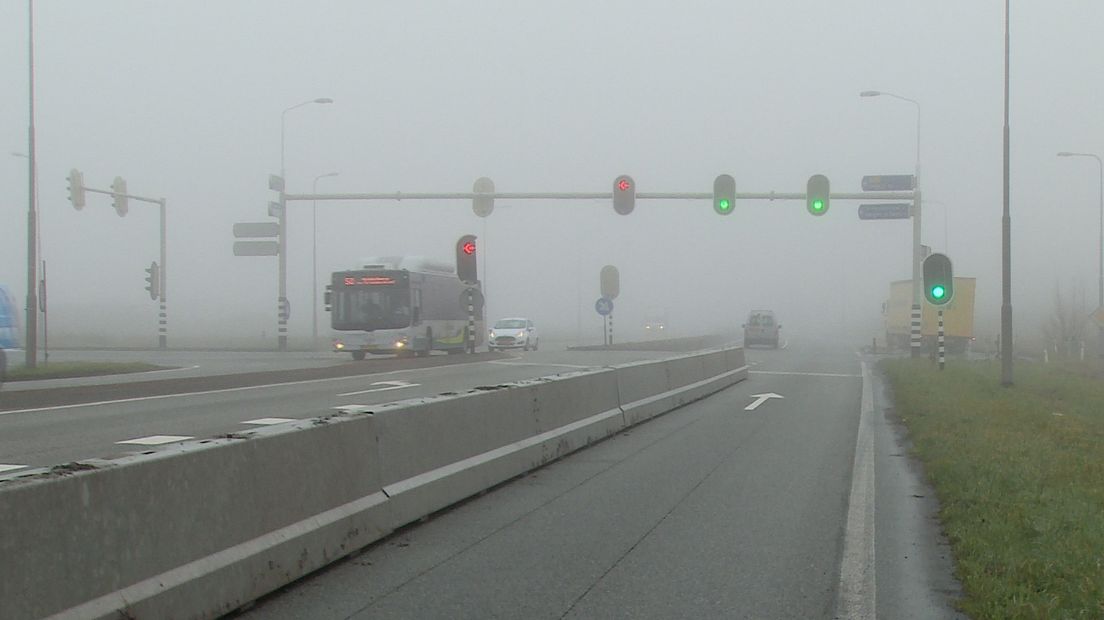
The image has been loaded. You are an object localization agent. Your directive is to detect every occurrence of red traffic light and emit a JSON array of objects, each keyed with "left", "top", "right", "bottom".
[
  {"left": 462, "top": 241, "right": 476, "bottom": 255},
  {"left": 617, "top": 178, "right": 631, "bottom": 192}
]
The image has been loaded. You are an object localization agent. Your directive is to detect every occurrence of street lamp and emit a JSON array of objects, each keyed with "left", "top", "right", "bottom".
[
  {"left": 312, "top": 171, "right": 339, "bottom": 347},
  {"left": 1058, "top": 151, "right": 1104, "bottom": 357},
  {"left": 276, "top": 97, "right": 333, "bottom": 352},
  {"left": 861, "top": 89, "right": 924, "bottom": 357}
]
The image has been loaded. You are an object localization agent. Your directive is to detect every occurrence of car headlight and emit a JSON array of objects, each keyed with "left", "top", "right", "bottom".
[{"left": 489, "top": 330, "right": 496, "bottom": 338}]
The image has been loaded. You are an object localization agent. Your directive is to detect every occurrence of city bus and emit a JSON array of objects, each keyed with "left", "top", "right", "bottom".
[{"left": 326, "top": 257, "right": 483, "bottom": 360}]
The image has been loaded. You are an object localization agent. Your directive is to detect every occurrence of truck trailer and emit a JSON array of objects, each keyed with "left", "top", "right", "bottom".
[{"left": 883, "top": 278, "right": 976, "bottom": 353}]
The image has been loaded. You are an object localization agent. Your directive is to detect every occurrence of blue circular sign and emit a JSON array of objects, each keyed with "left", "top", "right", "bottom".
[{"left": 595, "top": 297, "right": 614, "bottom": 316}]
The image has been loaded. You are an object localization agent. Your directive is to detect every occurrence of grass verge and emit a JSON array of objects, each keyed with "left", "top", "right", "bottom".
[
  {"left": 4, "top": 361, "right": 168, "bottom": 381},
  {"left": 881, "top": 358, "right": 1104, "bottom": 619}
]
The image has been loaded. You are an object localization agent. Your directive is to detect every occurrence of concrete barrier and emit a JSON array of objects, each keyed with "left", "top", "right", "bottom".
[
  {"left": 0, "top": 346, "right": 747, "bottom": 620},
  {"left": 0, "top": 416, "right": 388, "bottom": 620},
  {"left": 376, "top": 368, "right": 625, "bottom": 530}
]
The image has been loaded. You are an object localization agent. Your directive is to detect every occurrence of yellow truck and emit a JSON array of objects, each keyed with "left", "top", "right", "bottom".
[{"left": 883, "top": 277, "right": 976, "bottom": 353}]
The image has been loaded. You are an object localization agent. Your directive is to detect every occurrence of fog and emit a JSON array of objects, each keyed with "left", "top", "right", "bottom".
[{"left": 2, "top": 1, "right": 1102, "bottom": 351}]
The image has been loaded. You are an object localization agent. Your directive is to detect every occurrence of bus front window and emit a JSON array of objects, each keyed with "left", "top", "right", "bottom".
[{"left": 333, "top": 287, "right": 411, "bottom": 331}]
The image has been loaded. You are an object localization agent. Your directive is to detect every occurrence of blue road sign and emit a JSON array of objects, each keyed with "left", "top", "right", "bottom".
[{"left": 595, "top": 297, "right": 614, "bottom": 316}]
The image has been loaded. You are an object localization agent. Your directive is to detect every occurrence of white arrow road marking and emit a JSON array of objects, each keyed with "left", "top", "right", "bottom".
[
  {"left": 0, "top": 464, "right": 28, "bottom": 473},
  {"left": 117, "top": 435, "right": 193, "bottom": 446},
  {"left": 744, "top": 392, "right": 784, "bottom": 411},
  {"left": 241, "top": 417, "right": 296, "bottom": 426},
  {"left": 339, "top": 380, "right": 420, "bottom": 397}
]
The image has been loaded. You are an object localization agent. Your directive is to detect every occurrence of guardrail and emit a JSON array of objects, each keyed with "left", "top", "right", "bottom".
[{"left": 0, "top": 346, "right": 747, "bottom": 620}]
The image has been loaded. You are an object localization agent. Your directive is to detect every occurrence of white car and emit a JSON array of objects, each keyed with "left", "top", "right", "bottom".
[{"left": 488, "top": 317, "right": 539, "bottom": 351}]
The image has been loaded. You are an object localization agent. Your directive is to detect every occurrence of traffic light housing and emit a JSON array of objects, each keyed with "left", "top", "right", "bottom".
[
  {"left": 713, "top": 174, "right": 735, "bottom": 215},
  {"left": 456, "top": 234, "right": 478, "bottom": 283},
  {"left": 111, "top": 176, "right": 129, "bottom": 217},
  {"left": 613, "top": 174, "right": 635, "bottom": 215},
  {"left": 806, "top": 174, "right": 829, "bottom": 216},
  {"left": 144, "top": 261, "right": 160, "bottom": 300},
  {"left": 67, "top": 169, "right": 86, "bottom": 210},
  {"left": 923, "top": 253, "right": 954, "bottom": 305}
]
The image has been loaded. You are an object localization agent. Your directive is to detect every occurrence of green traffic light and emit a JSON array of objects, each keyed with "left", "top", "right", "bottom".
[
  {"left": 931, "top": 285, "right": 946, "bottom": 299},
  {"left": 718, "top": 199, "right": 731, "bottom": 211},
  {"left": 812, "top": 199, "right": 824, "bottom": 212}
]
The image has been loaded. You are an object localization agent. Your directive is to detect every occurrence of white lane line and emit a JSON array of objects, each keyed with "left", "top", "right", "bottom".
[
  {"left": 835, "top": 361, "right": 877, "bottom": 619},
  {"left": 0, "top": 464, "right": 28, "bottom": 473},
  {"left": 750, "top": 370, "right": 860, "bottom": 378},
  {"left": 117, "top": 435, "right": 193, "bottom": 446},
  {"left": 488, "top": 361, "right": 591, "bottom": 369},
  {"left": 338, "top": 380, "right": 420, "bottom": 397},
  {"left": 241, "top": 417, "right": 296, "bottom": 426}
]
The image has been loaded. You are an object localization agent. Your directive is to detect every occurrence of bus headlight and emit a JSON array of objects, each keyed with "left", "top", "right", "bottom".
[{"left": 334, "top": 342, "right": 345, "bottom": 350}]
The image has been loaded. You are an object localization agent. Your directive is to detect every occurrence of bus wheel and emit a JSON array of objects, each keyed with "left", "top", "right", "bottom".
[
  {"left": 352, "top": 351, "right": 366, "bottom": 361},
  {"left": 417, "top": 329, "right": 432, "bottom": 357}
]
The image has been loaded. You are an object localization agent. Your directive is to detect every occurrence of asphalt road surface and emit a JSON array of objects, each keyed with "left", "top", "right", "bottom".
[{"left": 234, "top": 340, "right": 964, "bottom": 619}]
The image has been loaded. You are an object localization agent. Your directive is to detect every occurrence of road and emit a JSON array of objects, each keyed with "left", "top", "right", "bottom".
[
  {"left": 236, "top": 339, "right": 963, "bottom": 619},
  {"left": 0, "top": 343, "right": 710, "bottom": 472}
]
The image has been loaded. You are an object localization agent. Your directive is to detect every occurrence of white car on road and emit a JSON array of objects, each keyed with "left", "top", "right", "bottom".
[{"left": 488, "top": 317, "right": 539, "bottom": 351}]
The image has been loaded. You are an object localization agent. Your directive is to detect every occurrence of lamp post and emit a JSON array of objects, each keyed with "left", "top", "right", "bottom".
[
  {"left": 311, "top": 171, "right": 339, "bottom": 347},
  {"left": 861, "top": 89, "right": 923, "bottom": 357},
  {"left": 277, "top": 97, "right": 333, "bottom": 351},
  {"left": 23, "top": 0, "right": 39, "bottom": 368},
  {"left": 1058, "top": 151, "right": 1104, "bottom": 357}
]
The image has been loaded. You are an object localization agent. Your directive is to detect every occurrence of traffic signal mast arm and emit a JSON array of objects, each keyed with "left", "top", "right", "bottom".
[
  {"left": 81, "top": 185, "right": 164, "bottom": 205},
  {"left": 283, "top": 190, "right": 916, "bottom": 202}
]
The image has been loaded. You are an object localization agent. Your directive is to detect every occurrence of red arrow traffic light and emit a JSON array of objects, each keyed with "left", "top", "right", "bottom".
[{"left": 462, "top": 241, "right": 476, "bottom": 255}]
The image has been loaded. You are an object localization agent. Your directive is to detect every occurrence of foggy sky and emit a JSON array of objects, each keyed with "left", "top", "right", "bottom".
[{"left": 2, "top": 1, "right": 1102, "bottom": 348}]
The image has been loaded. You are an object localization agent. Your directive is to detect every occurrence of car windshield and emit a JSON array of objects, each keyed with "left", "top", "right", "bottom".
[{"left": 494, "top": 319, "right": 527, "bottom": 329}]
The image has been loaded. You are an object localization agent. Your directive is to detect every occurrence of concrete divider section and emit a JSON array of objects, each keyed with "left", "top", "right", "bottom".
[
  {"left": 376, "top": 368, "right": 624, "bottom": 530},
  {"left": 0, "top": 415, "right": 389, "bottom": 620},
  {"left": 618, "top": 347, "right": 748, "bottom": 426}
]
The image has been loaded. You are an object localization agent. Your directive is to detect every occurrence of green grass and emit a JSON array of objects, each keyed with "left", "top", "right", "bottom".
[
  {"left": 4, "top": 361, "right": 168, "bottom": 381},
  {"left": 881, "top": 358, "right": 1104, "bottom": 619}
]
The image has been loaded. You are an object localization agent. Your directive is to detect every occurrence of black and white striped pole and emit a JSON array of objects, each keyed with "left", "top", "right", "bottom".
[
  {"left": 608, "top": 312, "right": 614, "bottom": 346},
  {"left": 467, "top": 289, "right": 475, "bottom": 354},
  {"left": 938, "top": 309, "right": 945, "bottom": 370}
]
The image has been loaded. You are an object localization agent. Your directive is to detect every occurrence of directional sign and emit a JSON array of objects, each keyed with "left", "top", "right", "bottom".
[
  {"left": 744, "top": 392, "right": 783, "bottom": 411},
  {"left": 862, "top": 174, "right": 915, "bottom": 191},
  {"left": 233, "top": 241, "right": 279, "bottom": 256},
  {"left": 858, "top": 203, "right": 911, "bottom": 220},
  {"left": 233, "top": 222, "right": 280, "bottom": 237},
  {"left": 268, "top": 174, "right": 285, "bottom": 192},
  {"left": 595, "top": 297, "right": 614, "bottom": 316}
]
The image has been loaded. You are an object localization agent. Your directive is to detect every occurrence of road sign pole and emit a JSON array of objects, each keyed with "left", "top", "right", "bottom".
[
  {"left": 277, "top": 186, "right": 288, "bottom": 352},
  {"left": 609, "top": 312, "right": 614, "bottom": 346}
]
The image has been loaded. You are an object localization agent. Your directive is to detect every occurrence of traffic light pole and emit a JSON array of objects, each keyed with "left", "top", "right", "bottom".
[
  {"left": 81, "top": 185, "right": 169, "bottom": 349},
  {"left": 912, "top": 189, "right": 923, "bottom": 358}
]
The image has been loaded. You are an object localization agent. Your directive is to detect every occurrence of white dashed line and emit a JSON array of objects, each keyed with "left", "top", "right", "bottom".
[
  {"left": 0, "top": 464, "right": 28, "bottom": 473},
  {"left": 241, "top": 417, "right": 296, "bottom": 426},
  {"left": 750, "top": 370, "right": 860, "bottom": 378},
  {"left": 117, "top": 435, "right": 193, "bottom": 446}
]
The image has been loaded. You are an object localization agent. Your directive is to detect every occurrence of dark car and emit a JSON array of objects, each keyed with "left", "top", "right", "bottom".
[{"left": 743, "top": 310, "right": 781, "bottom": 348}]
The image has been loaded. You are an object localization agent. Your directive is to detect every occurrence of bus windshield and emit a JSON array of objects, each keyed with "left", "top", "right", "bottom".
[{"left": 332, "top": 283, "right": 411, "bottom": 331}]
